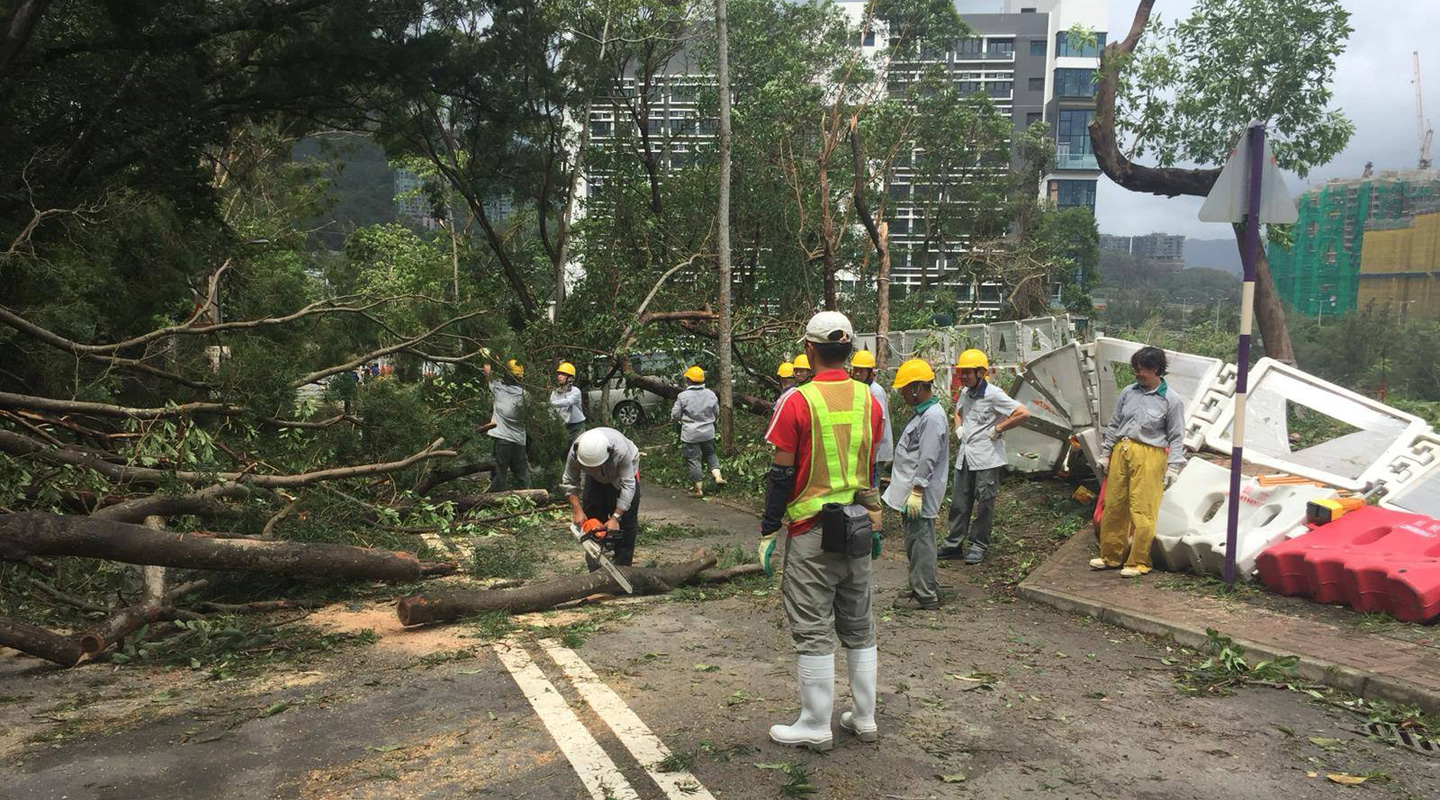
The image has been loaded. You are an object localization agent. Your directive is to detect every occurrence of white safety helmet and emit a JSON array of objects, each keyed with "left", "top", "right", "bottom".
[{"left": 576, "top": 429, "right": 610, "bottom": 468}]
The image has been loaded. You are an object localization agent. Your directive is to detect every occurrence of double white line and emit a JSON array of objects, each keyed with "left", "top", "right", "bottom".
[{"left": 493, "top": 638, "right": 717, "bottom": 800}]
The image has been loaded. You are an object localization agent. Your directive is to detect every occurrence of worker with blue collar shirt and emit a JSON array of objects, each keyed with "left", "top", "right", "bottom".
[
  {"left": 883, "top": 359, "right": 950, "bottom": 610},
  {"left": 482, "top": 359, "right": 530, "bottom": 492},
  {"left": 550, "top": 361, "right": 586, "bottom": 445},
  {"left": 672, "top": 365, "right": 725, "bottom": 497}
]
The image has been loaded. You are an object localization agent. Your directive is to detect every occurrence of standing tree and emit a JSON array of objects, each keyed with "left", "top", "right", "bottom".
[
  {"left": 715, "top": 0, "right": 736, "bottom": 448},
  {"left": 1090, "top": 0, "right": 1354, "bottom": 362}
]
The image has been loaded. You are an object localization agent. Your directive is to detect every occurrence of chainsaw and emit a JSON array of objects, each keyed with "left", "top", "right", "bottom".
[{"left": 569, "top": 521, "right": 634, "bottom": 594}]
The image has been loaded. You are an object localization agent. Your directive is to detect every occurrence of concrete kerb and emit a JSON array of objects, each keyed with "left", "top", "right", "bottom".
[{"left": 1016, "top": 577, "right": 1440, "bottom": 717}]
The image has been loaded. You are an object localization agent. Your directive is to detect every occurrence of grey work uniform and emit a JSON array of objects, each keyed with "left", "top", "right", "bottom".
[
  {"left": 671, "top": 385, "right": 720, "bottom": 483},
  {"left": 550, "top": 385, "right": 586, "bottom": 443},
  {"left": 943, "top": 380, "right": 1019, "bottom": 554},
  {"left": 560, "top": 427, "right": 641, "bottom": 567},
  {"left": 882, "top": 398, "right": 950, "bottom": 605},
  {"left": 868, "top": 381, "right": 895, "bottom": 464},
  {"left": 487, "top": 380, "right": 529, "bottom": 492},
  {"left": 1099, "top": 382, "right": 1188, "bottom": 468}
]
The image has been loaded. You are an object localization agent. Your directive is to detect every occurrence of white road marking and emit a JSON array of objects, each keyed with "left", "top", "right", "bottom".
[
  {"left": 542, "top": 639, "right": 718, "bottom": 800},
  {"left": 492, "top": 641, "right": 641, "bottom": 800}
]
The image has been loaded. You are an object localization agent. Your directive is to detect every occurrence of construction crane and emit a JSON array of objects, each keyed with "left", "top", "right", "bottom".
[{"left": 1417, "top": 51, "right": 1434, "bottom": 170}]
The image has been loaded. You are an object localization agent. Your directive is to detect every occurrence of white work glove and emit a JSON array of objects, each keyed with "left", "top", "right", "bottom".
[
  {"left": 1165, "top": 466, "right": 1180, "bottom": 488},
  {"left": 1096, "top": 456, "right": 1109, "bottom": 476},
  {"left": 989, "top": 427, "right": 1003, "bottom": 442},
  {"left": 954, "top": 423, "right": 965, "bottom": 439}
]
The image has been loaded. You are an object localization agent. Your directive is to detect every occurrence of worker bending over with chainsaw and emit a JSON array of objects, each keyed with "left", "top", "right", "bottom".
[
  {"left": 563, "top": 427, "right": 642, "bottom": 570},
  {"left": 1092, "top": 346, "right": 1186, "bottom": 577},
  {"left": 672, "top": 366, "right": 725, "bottom": 497},
  {"left": 884, "top": 359, "right": 949, "bottom": 610},
  {"left": 759, "top": 311, "right": 886, "bottom": 752},
  {"left": 939, "top": 349, "right": 1029, "bottom": 564}
]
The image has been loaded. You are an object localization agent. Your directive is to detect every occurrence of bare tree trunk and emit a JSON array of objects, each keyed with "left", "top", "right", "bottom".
[
  {"left": 715, "top": 0, "right": 735, "bottom": 451},
  {"left": 553, "top": 6, "right": 614, "bottom": 320},
  {"left": 819, "top": 156, "right": 838, "bottom": 310},
  {"left": 1234, "top": 222, "right": 1295, "bottom": 363},
  {"left": 397, "top": 557, "right": 722, "bottom": 624},
  {"left": 876, "top": 221, "right": 892, "bottom": 374}
]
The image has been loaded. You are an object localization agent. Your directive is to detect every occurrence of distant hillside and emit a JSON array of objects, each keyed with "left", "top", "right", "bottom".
[{"left": 1185, "top": 238, "right": 1242, "bottom": 275}]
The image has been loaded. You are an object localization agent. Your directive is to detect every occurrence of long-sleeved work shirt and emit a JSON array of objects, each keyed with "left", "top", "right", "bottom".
[
  {"left": 560, "top": 426, "right": 640, "bottom": 512},
  {"left": 550, "top": 386, "right": 585, "bottom": 424},
  {"left": 1100, "top": 380, "right": 1187, "bottom": 467},
  {"left": 868, "top": 381, "right": 895, "bottom": 462},
  {"left": 487, "top": 381, "right": 527, "bottom": 445},
  {"left": 671, "top": 385, "right": 719, "bottom": 443},
  {"left": 883, "top": 398, "right": 950, "bottom": 519},
  {"left": 954, "top": 380, "right": 1021, "bottom": 471}
]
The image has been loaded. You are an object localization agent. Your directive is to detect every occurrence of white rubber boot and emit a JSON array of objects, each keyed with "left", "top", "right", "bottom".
[
  {"left": 839, "top": 646, "right": 878, "bottom": 742},
  {"left": 711, "top": 468, "right": 727, "bottom": 486},
  {"left": 769, "top": 653, "right": 834, "bottom": 751}
]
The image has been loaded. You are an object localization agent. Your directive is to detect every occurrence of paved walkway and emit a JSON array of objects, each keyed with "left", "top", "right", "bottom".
[{"left": 1018, "top": 531, "right": 1440, "bottom": 714}]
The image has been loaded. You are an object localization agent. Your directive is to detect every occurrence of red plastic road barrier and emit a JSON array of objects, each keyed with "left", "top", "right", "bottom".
[{"left": 1254, "top": 505, "right": 1440, "bottom": 623}]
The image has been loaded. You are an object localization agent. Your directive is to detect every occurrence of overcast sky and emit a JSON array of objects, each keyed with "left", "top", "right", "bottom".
[{"left": 961, "top": 0, "right": 1440, "bottom": 239}]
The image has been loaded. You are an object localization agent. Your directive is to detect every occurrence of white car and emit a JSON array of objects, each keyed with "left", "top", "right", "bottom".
[{"left": 582, "top": 353, "right": 673, "bottom": 427}]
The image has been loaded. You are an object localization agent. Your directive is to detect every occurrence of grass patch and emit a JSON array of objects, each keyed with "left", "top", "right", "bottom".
[{"left": 108, "top": 616, "right": 379, "bottom": 678}]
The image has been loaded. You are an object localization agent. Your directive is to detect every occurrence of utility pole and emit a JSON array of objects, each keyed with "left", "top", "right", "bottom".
[{"left": 715, "top": 0, "right": 734, "bottom": 450}]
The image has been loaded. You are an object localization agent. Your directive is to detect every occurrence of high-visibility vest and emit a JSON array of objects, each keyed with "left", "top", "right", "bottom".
[{"left": 787, "top": 379, "right": 874, "bottom": 522}]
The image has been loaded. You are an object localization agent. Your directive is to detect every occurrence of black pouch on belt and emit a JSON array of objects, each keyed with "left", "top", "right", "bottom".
[
  {"left": 819, "top": 502, "right": 848, "bottom": 553},
  {"left": 842, "top": 504, "right": 874, "bottom": 557}
]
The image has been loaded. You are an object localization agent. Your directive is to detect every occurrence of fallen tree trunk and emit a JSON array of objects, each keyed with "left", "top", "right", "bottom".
[
  {"left": 449, "top": 489, "right": 550, "bottom": 515},
  {"left": 396, "top": 556, "right": 720, "bottom": 625},
  {"left": 0, "top": 616, "right": 86, "bottom": 667},
  {"left": 0, "top": 512, "right": 452, "bottom": 581},
  {"left": 414, "top": 458, "right": 496, "bottom": 495}
]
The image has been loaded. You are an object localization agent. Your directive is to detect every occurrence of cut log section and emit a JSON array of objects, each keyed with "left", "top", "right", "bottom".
[
  {"left": 0, "top": 512, "right": 453, "bottom": 581},
  {"left": 396, "top": 556, "right": 723, "bottom": 625},
  {"left": 0, "top": 616, "right": 86, "bottom": 667}
]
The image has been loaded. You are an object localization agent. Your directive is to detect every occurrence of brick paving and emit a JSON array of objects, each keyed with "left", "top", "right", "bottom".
[{"left": 1018, "top": 531, "right": 1440, "bottom": 714}]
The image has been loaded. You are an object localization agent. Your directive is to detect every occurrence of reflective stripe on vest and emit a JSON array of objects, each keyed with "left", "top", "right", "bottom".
[{"left": 787, "top": 379, "right": 873, "bottom": 522}]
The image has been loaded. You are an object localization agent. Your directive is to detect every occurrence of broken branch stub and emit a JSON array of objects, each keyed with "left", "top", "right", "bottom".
[
  {"left": 0, "top": 512, "right": 449, "bottom": 581},
  {"left": 395, "top": 556, "right": 721, "bottom": 625}
]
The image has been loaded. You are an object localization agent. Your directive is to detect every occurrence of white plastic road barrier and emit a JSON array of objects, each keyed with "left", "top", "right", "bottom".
[
  {"left": 1021, "top": 343, "right": 1095, "bottom": 428},
  {"left": 1094, "top": 338, "right": 1223, "bottom": 428},
  {"left": 1203, "top": 358, "right": 1429, "bottom": 491},
  {"left": 988, "top": 321, "right": 1022, "bottom": 365},
  {"left": 1004, "top": 426, "right": 1068, "bottom": 474},
  {"left": 1012, "top": 378, "right": 1072, "bottom": 432},
  {"left": 1152, "top": 458, "right": 1333, "bottom": 580},
  {"left": 1378, "top": 433, "right": 1440, "bottom": 517},
  {"left": 1020, "top": 318, "right": 1056, "bottom": 364},
  {"left": 953, "top": 323, "right": 990, "bottom": 354}
]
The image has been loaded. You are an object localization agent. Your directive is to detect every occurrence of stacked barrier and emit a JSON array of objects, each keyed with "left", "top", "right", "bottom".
[{"left": 1255, "top": 506, "right": 1440, "bottom": 623}]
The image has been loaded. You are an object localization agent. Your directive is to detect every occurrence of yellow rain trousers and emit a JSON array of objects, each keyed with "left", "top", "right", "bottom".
[{"left": 1099, "top": 438, "right": 1168, "bottom": 572}]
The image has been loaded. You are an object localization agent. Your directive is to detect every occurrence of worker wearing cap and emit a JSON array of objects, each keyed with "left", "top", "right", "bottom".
[
  {"left": 1092, "top": 346, "right": 1186, "bottom": 577},
  {"left": 672, "top": 365, "right": 725, "bottom": 498},
  {"left": 777, "top": 361, "right": 797, "bottom": 396},
  {"left": 850, "top": 349, "right": 894, "bottom": 487},
  {"left": 939, "top": 349, "right": 1029, "bottom": 564},
  {"left": 482, "top": 359, "right": 530, "bottom": 492},
  {"left": 792, "top": 353, "right": 813, "bottom": 385},
  {"left": 759, "top": 311, "right": 886, "bottom": 751},
  {"left": 563, "top": 427, "right": 642, "bottom": 569},
  {"left": 551, "top": 361, "right": 586, "bottom": 445},
  {"left": 884, "top": 359, "right": 949, "bottom": 610}
]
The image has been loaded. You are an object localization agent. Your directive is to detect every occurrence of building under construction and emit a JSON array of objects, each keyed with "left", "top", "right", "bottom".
[
  {"left": 1358, "top": 206, "right": 1440, "bottom": 318},
  {"left": 1267, "top": 170, "right": 1440, "bottom": 316}
]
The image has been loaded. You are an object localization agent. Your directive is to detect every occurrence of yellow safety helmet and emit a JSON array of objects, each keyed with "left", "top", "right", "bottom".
[
  {"left": 793, "top": 353, "right": 811, "bottom": 371},
  {"left": 851, "top": 349, "right": 876, "bottom": 369},
  {"left": 556, "top": 361, "right": 576, "bottom": 377},
  {"left": 684, "top": 365, "right": 705, "bottom": 383},
  {"left": 777, "top": 362, "right": 795, "bottom": 378},
  {"left": 507, "top": 359, "right": 525, "bottom": 378},
  {"left": 892, "top": 358, "right": 935, "bottom": 389},
  {"left": 955, "top": 349, "right": 989, "bottom": 371}
]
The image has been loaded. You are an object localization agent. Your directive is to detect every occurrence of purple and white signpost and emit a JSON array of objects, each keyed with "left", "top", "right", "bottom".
[{"left": 1198, "top": 119, "right": 1298, "bottom": 588}]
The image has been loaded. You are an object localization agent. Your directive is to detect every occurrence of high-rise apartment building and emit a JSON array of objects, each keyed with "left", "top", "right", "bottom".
[
  {"left": 1130, "top": 232, "right": 1184, "bottom": 262},
  {"left": 579, "top": 0, "right": 1106, "bottom": 311}
]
